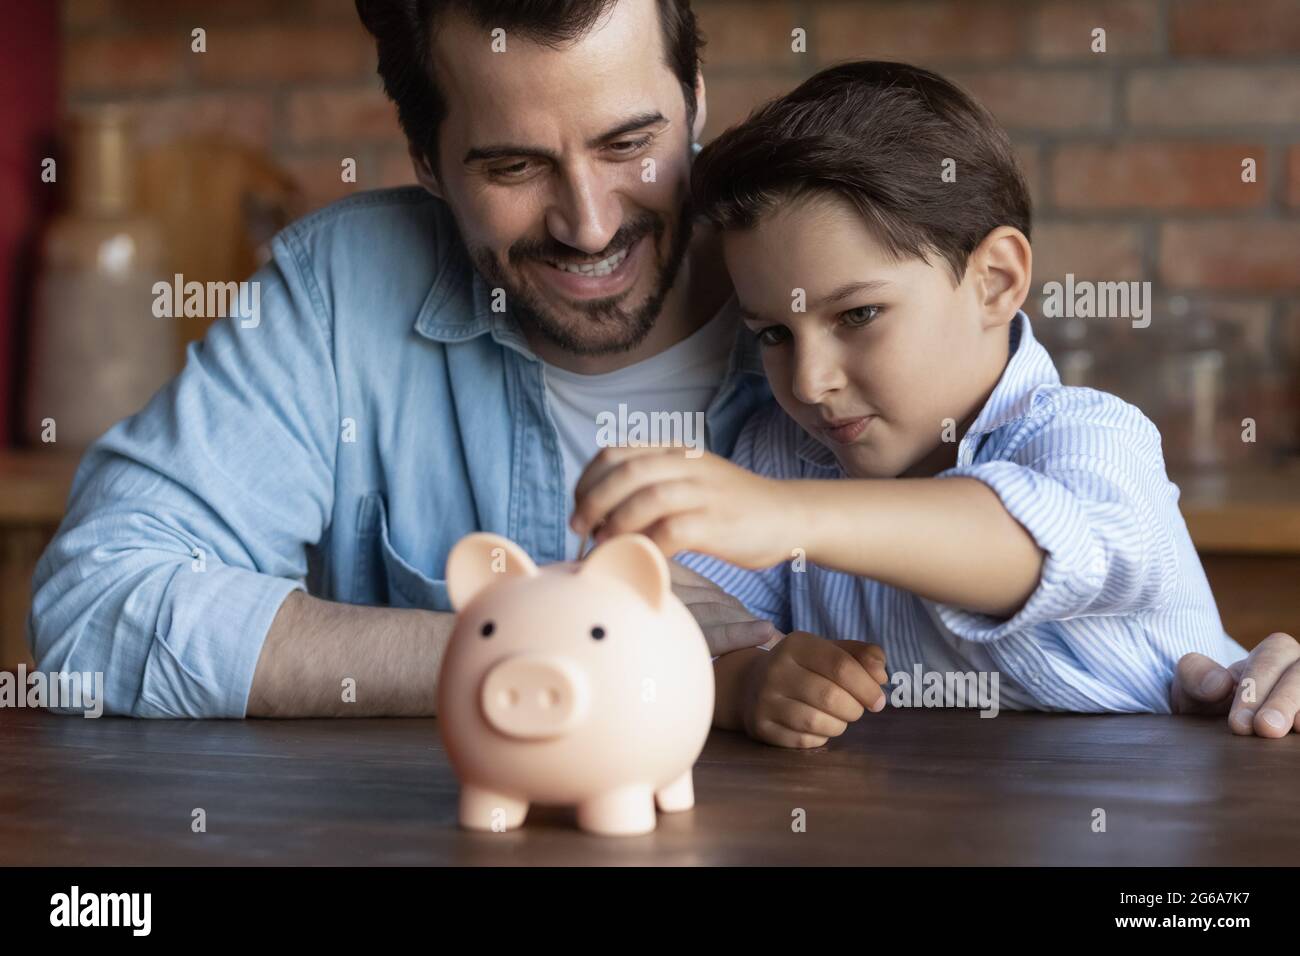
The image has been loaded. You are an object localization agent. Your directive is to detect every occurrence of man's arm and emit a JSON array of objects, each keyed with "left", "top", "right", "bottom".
[{"left": 247, "top": 592, "right": 454, "bottom": 718}]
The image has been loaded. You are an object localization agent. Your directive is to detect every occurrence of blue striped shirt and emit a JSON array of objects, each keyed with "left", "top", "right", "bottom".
[{"left": 682, "top": 311, "right": 1246, "bottom": 713}]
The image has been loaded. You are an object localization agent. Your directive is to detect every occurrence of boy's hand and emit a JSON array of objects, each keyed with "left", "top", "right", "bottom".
[
  {"left": 1171, "top": 632, "right": 1300, "bottom": 737},
  {"left": 571, "top": 446, "right": 797, "bottom": 569},
  {"left": 739, "top": 631, "right": 888, "bottom": 749},
  {"left": 670, "top": 559, "right": 783, "bottom": 656}
]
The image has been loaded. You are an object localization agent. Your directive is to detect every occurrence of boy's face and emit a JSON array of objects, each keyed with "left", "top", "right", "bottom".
[
  {"left": 426, "top": 0, "right": 703, "bottom": 357},
  {"left": 725, "top": 192, "right": 1005, "bottom": 479}
]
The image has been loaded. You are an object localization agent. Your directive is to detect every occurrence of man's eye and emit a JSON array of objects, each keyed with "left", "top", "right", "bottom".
[
  {"left": 754, "top": 326, "right": 790, "bottom": 347},
  {"left": 488, "top": 161, "right": 535, "bottom": 180},
  {"left": 607, "top": 135, "right": 652, "bottom": 155},
  {"left": 841, "top": 305, "right": 881, "bottom": 327}
]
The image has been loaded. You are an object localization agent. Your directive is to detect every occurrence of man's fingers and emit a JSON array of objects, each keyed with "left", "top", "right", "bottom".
[
  {"left": 703, "top": 619, "right": 781, "bottom": 656},
  {"left": 1251, "top": 663, "right": 1300, "bottom": 738},
  {"left": 1171, "top": 652, "right": 1235, "bottom": 716},
  {"left": 1230, "top": 632, "right": 1300, "bottom": 736}
]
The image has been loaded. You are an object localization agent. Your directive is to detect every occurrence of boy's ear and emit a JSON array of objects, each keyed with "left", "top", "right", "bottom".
[
  {"left": 410, "top": 143, "right": 444, "bottom": 200},
  {"left": 579, "top": 534, "right": 671, "bottom": 610},
  {"left": 446, "top": 533, "right": 538, "bottom": 611},
  {"left": 690, "top": 70, "right": 708, "bottom": 145},
  {"left": 971, "top": 226, "right": 1031, "bottom": 326}
]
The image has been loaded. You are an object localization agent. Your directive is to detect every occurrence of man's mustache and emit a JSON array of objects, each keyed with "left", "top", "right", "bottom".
[{"left": 507, "top": 213, "right": 663, "bottom": 266}]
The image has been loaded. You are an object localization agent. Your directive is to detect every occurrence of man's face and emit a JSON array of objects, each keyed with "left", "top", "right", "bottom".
[
  {"left": 428, "top": 0, "right": 700, "bottom": 357},
  {"left": 724, "top": 193, "right": 999, "bottom": 479}
]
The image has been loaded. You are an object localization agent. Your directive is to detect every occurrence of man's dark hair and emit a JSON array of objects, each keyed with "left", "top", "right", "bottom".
[
  {"left": 356, "top": 0, "right": 704, "bottom": 173},
  {"left": 692, "top": 60, "right": 1031, "bottom": 283}
]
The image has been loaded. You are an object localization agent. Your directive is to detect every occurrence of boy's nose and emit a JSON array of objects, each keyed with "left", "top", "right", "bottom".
[
  {"left": 790, "top": 345, "right": 845, "bottom": 406},
  {"left": 545, "top": 162, "right": 621, "bottom": 255}
]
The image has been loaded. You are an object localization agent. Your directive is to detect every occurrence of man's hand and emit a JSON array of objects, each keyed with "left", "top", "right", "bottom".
[
  {"left": 1171, "top": 632, "right": 1300, "bottom": 737},
  {"left": 737, "top": 631, "right": 888, "bottom": 749},
  {"left": 669, "top": 559, "right": 781, "bottom": 657}
]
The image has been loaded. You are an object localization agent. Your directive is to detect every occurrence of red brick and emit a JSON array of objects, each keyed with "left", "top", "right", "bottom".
[
  {"left": 196, "top": 25, "right": 374, "bottom": 84},
  {"left": 701, "top": 73, "right": 802, "bottom": 141},
  {"left": 1051, "top": 142, "right": 1268, "bottom": 210},
  {"left": 286, "top": 87, "right": 406, "bottom": 146},
  {"left": 279, "top": 152, "right": 364, "bottom": 213},
  {"left": 376, "top": 148, "right": 420, "bottom": 189},
  {"left": 1032, "top": 0, "right": 1160, "bottom": 60},
  {"left": 126, "top": 93, "right": 276, "bottom": 149},
  {"left": 949, "top": 69, "right": 1113, "bottom": 132},
  {"left": 1013, "top": 140, "right": 1043, "bottom": 210},
  {"left": 1032, "top": 222, "right": 1145, "bottom": 282},
  {"left": 62, "top": 33, "right": 189, "bottom": 93},
  {"left": 1171, "top": 0, "right": 1300, "bottom": 56},
  {"left": 695, "top": 1, "right": 801, "bottom": 68},
  {"left": 62, "top": 0, "right": 113, "bottom": 30},
  {"left": 1288, "top": 145, "right": 1300, "bottom": 208},
  {"left": 811, "top": 0, "right": 1026, "bottom": 65},
  {"left": 1127, "top": 67, "right": 1300, "bottom": 127},
  {"left": 1160, "top": 222, "right": 1300, "bottom": 291}
]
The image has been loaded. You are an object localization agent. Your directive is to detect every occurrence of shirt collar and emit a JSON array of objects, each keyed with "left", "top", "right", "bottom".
[{"left": 795, "top": 310, "right": 1059, "bottom": 470}]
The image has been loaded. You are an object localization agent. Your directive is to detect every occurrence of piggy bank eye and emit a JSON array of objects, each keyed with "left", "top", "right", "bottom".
[
  {"left": 480, "top": 621, "right": 495, "bottom": 637},
  {"left": 590, "top": 626, "right": 605, "bottom": 640}
]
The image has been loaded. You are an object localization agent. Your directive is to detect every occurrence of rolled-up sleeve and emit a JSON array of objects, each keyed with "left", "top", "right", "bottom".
[
  {"left": 930, "top": 396, "right": 1180, "bottom": 643},
  {"left": 27, "top": 229, "right": 338, "bottom": 718}
]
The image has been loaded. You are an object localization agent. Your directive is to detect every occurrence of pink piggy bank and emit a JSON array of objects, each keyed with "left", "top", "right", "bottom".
[{"left": 437, "top": 531, "right": 714, "bottom": 836}]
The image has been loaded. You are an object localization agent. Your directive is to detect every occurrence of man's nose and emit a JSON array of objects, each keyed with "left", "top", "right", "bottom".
[
  {"left": 544, "top": 161, "right": 621, "bottom": 255},
  {"left": 790, "top": 339, "right": 845, "bottom": 407}
]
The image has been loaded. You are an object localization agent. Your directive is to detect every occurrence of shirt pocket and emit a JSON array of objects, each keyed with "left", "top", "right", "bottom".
[{"left": 354, "top": 491, "right": 452, "bottom": 612}]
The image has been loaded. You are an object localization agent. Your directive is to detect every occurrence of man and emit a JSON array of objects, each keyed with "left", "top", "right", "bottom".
[
  {"left": 28, "top": 0, "right": 1298, "bottom": 735},
  {"left": 29, "top": 0, "right": 776, "bottom": 719}
]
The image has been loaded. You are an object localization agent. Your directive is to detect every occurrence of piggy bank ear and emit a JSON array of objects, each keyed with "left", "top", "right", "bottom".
[
  {"left": 579, "top": 533, "right": 671, "bottom": 610},
  {"left": 446, "top": 533, "right": 539, "bottom": 611}
]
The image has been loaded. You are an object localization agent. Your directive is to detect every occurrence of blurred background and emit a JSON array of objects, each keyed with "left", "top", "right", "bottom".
[{"left": 1, "top": 0, "right": 1298, "bottom": 669}]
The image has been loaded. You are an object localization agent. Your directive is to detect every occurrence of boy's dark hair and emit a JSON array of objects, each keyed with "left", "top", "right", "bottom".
[
  {"left": 356, "top": 0, "right": 704, "bottom": 173},
  {"left": 692, "top": 60, "right": 1031, "bottom": 283}
]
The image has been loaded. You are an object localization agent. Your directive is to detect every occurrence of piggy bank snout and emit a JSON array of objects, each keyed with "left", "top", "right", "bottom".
[{"left": 480, "top": 654, "right": 590, "bottom": 740}]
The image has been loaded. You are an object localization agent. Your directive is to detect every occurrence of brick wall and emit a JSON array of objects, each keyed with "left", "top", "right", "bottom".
[{"left": 60, "top": 0, "right": 1300, "bottom": 454}]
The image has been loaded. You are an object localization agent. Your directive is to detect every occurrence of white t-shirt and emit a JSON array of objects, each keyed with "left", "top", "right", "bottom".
[{"left": 543, "top": 302, "right": 738, "bottom": 559}]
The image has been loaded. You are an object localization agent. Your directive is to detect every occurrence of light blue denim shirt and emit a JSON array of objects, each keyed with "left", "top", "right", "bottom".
[{"left": 28, "top": 187, "right": 771, "bottom": 718}]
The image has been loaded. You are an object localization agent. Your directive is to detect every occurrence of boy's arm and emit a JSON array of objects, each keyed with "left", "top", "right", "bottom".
[{"left": 788, "top": 476, "right": 1043, "bottom": 618}]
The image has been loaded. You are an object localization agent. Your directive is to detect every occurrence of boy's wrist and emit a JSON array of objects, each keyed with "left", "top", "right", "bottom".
[{"left": 711, "top": 647, "right": 767, "bottom": 731}]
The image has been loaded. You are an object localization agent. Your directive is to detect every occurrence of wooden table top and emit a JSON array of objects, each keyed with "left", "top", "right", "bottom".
[{"left": 2, "top": 706, "right": 1296, "bottom": 866}]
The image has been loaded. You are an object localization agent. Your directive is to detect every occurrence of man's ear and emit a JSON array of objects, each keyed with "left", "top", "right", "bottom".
[
  {"left": 410, "top": 143, "right": 444, "bottom": 200},
  {"left": 579, "top": 534, "right": 671, "bottom": 610},
  {"left": 969, "top": 226, "right": 1031, "bottom": 328},
  {"left": 690, "top": 70, "right": 708, "bottom": 145},
  {"left": 446, "top": 533, "right": 538, "bottom": 611}
]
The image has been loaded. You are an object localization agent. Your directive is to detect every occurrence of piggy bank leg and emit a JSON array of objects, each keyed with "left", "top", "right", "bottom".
[
  {"left": 459, "top": 785, "right": 528, "bottom": 832},
  {"left": 654, "top": 770, "right": 695, "bottom": 813},
  {"left": 576, "top": 785, "right": 656, "bottom": 836}
]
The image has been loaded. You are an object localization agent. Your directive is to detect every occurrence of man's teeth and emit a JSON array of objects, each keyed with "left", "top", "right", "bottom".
[{"left": 549, "top": 246, "right": 629, "bottom": 277}]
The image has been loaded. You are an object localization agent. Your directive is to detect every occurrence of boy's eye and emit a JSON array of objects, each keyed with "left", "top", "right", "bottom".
[
  {"left": 754, "top": 325, "right": 790, "bottom": 347},
  {"left": 841, "top": 305, "right": 881, "bottom": 327}
]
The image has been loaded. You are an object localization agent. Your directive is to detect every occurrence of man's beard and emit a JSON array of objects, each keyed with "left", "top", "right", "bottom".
[{"left": 469, "top": 201, "right": 694, "bottom": 357}]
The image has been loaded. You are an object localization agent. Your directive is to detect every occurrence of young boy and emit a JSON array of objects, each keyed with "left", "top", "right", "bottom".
[{"left": 569, "top": 60, "right": 1247, "bottom": 749}]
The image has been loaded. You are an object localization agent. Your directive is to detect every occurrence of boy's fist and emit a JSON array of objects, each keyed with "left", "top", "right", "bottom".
[{"left": 740, "top": 631, "right": 888, "bottom": 749}]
